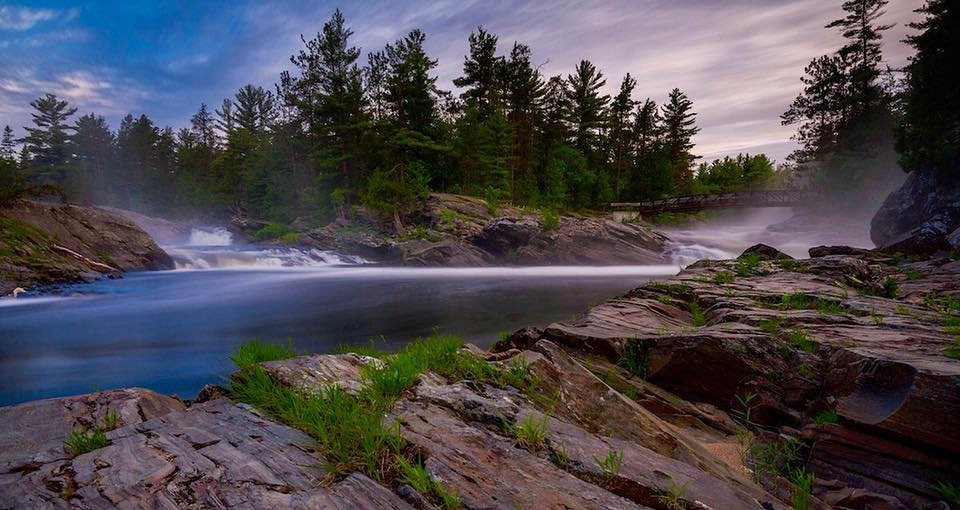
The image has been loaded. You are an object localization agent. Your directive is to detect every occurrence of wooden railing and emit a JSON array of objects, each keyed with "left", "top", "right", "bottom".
[{"left": 610, "top": 189, "right": 812, "bottom": 214}]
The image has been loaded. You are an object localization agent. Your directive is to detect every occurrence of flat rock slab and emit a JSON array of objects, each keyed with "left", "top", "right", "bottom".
[{"left": 0, "top": 394, "right": 411, "bottom": 509}]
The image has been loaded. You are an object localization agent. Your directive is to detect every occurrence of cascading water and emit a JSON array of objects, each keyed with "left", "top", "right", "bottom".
[{"left": 167, "top": 226, "right": 366, "bottom": 269}]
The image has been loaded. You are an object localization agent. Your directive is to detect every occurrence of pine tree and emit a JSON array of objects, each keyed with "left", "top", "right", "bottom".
[
  {"left": 453, "top": 26, "right": 503, "bottom": 119},
  {"left": 233, "top": 84, "right": 276, "bottom": 135},
  {"left": 502, "top": 42, "right": 544, "bottom": 202},
  {"left": 895, "top": 0, "right": 959, "bottom": 173},
  {"left": 564, "top": 60, "right": 609, "bottom": 154},
  {"left": 1, "top": 126, "right": 16, "bottom": 161},
  {"left": 781, "top": 54, "right": 849, "bottom": 162},
  {"left": 70, "top": 114, "right": 115, "bottom": 203},
  {"left": 21, "top": 93, "right": 77, "bottom": 186},
  {"left": 215, "top": 98, "right": 235, "bottom": 141},
  {"left": 827, "top": 0, "right": 892, "bottom": 117},
  {"left": 608, "top": 74, "right": 637, "bottom": 197},
  {"left": 661, "top": 88, "right": 700, "bottom": 188}
]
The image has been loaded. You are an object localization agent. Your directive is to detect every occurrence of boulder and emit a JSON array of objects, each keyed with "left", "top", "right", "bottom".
[
  {"left": 740, "top": 243, "right": 792, "bottom": 260},
  {"left": 871, "top": 169, "right": 960, "bottom": 254},
  {"left": 470, "top": 217, "right": 541, "bottom": 256}
]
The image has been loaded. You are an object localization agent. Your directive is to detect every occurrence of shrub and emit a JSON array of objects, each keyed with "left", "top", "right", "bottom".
[
  {"left": 655, "top": 475, "right": 689, "bottom": 510},
  {"left": 747, "top": 436, "right": 803, "bottom": 483},
  {"left": 253, "top": 222, "right": 294, "bottom": 241},
  {"left": 230, "top": 339, "right": 297, "bottom": 369},
  {"left": 101, "top": 409, "right": 119, "bottom": 431},
  {"left": 540, "top": 209, "right": 560, "bottom": 231}
]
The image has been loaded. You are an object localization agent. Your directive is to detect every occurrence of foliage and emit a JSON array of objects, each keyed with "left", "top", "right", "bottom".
[
  {"left": 936, "top": 481, "right": 960, "bottom": 506},
  {"left": 713, "top": 271, "right": 735, "bottom": 285},
  {"left": 230, "top": 339, "right": 297, "bottom": 369},
  {"left": 514, "top": 413, "right": 548, "bottom": 451},
  {"left": 101, "top": 409, "right": 120, "bottom": 431},
  {"left": 252, "top": 223, "right": 295, "bottom": 241},
  {"left": 788, "top": 467, "right": 815, "bottom": 510},
  {"left": 786, "top": 329, "right": 816, "bottom": 353},
  {"left": 736, "top": 254, "right": 767, "bottom": 277},
  {"left": 811, "top": 409, "right": 838, "bottom": 425},
  {"left": 689, "top": 300, "right": 706, "bottom": 326},
  {"left": 654, "top": 475, "right": 689, "bottom": 510},
  {"left": 593, "top": 448, "right": 623, "bottom": 478},
  {"left": 617, "top": 339, "right": 650, "bottom": 379},
  {"left": 65, "top": 427, "right": 108, "bottom": 456},
  {"left": 395, "top": 456, "right": 461, "bottom": 509}
]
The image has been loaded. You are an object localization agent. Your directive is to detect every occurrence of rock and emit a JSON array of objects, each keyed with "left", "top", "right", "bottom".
[
  {"left": 304, "top": 219, "right": 399, "bottom": 261},
  {"left": 0, "top": 200, "right": 173, "bottom": 291},
  {"left": 0, "top": 393, "right": 413, "bottom": 509},
  {"left": 871, "top": 169, "right": 960, "bottom": 254},
  {"left": 259, "top": 352, "right": 376, "bottom": 395},
  {"left": 516, "top": 215, "right": 669, "bottom": 265},
  {"left": 808, "top": 245, "right": 876, "bottom": 258},
  {"left": 740, "top": 243, "right": 792, "bottom": 260},
  {"left": 471, "top": 217, "right": 541, "bottom": 256},
  {"left": 398, "top": 237, "right": 493, "bottom": 266}
]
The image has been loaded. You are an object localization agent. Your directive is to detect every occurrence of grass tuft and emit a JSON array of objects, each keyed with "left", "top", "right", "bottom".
[
  {"left": 65, "top": 427, "right": 108, "bottom": 456},
  {"left": 101, "top": 409, "right": 119, "bottom": 431},
  {"left": 395, "top": 456, "right": 461, "bottom": 509},
  {"left": 514, "top": 414, "right": 548, "bottom": 451},
  {"left": 786, "top": 329, "right": 816, "bottom": 353},
  {"left": 617, "top": 339, "right": 650, "bottom": 379},
  {"left": 654, "top": 475, "right": 689, "bottom": 510},
  {"left": 713, "top": 271, "right": 735, "bottom": 284},
  {"left": 593, "top": 448, "right": 624, "bottom": 478},
  {"left": 811, "top": 409, "right": 838, "bottom": 425},
  {"left": 936, "top": 481, "right": 960, "bottom": 506},
  {"left": 689, "top": 300, "right": 706, "bottom": 327},
  {"left": 788, "top": 467, "right": 815, "bottom": 510},
  {"left": 230, "top": 339, "right": 297, "bottom": 369}
]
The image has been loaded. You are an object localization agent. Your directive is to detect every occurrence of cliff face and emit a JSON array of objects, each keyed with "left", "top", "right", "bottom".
[
  {"left": 871, "top": 169, "right": 960, "bottom": 254},
  {"left": 0, "top": 200, "right": 174, "bottom": 295},
  {"left": 1, "top": 245, "right": 956, "bottom": 509}
]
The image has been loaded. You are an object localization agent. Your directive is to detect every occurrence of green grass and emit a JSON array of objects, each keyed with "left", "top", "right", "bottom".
[
  {"left": 617, "top": 340, "right": 650, "bottom": 379},
  {"left": 337, "top": 339, "right": 386, "bottom": 358},
  {"left": 395, "top": 456, "right": 461, "bottom": 509},
  {"left": 936, "top": 481, "right": 960, "bottom": 506},
  {"left": 65, "top": 427, "right": 108, "bottom": 456},
  {"left": 811, "top": 409, "right": 838, "bottom": 425},
  {"left": 905, "top": 270, "right": 923, "bottom": 280},
  {"left": 775, "top": 259, "right": 809, "bottom": 273},
  {"left": 736, "top": 253, "right": 768, "bottom": 277},
  {"left": 689, "top": 300, "right": 706, "bottom": 326},
  {"left": 796, "top": 363, "right": 816, "bottom": 379},
  {"left": 713, "top": 271, "right": 735, "bottom": 284},
  {"left": 101, "top": 409, "right": 119, "bottom": 431},
  {"left": 593, "top": 448, "right": 623, "bottom": 478},
  {"left": 786, "top": 329, "right": 816, "bottom": 353},
  {"left": 943, "top": 338, "right": 960, "bottom": 360},
  {"left": 539, "top": 209, "right": 560, "bottom": 231},
  {"left": 230, "top": 339, "right": 297, "bottom": 369},
  {"left": 747, "top": 436, "right": 803, "bottom": 484},
  {"left": 758, "top": 317, "right": 784, "bottom": 337},
  {"left": 514, "top": 414, "right": 548, "bottom": 451},
  {"left": 654, "top": 475, "right": 689, "bottom": 510},
  {"left": 252, "top": 222, "right": 294, "bottom": 241},
  {"left": 788, "top": 467, "right": 815, "bottom": 510},
  {"left": 779, "top": 292, "right": 844, "bottom": 315},
  {"left": 231, "top": 334, "right": 540, "bottom": 482},
  {"left": 656, "top": 294, "right": 674, "bottom": 305}
]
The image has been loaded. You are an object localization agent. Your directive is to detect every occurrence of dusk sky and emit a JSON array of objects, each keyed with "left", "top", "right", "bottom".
[{"left": 0, "top": 0, "right": 923, "bottom": 163}]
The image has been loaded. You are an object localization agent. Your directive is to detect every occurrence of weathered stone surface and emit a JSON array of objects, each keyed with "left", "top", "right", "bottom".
[
  {"left": 0, "top": 395, "right": 413, "bottom": 509},
  {"left": 741, "top": 243, "right": 792, "bottom": 260},
  {"left": 260, "top": 352, "right": 375, "bottom": 395},
  {"left": 871, "top": 169, "right": 960, "bottom": 254},
  {"left": 516, "top": 215, "right": 669, "bottom": 265},
  {"left": 471, "top": 217, "right": 541, "bottom": 256},
  {"left": 397, "top": 237, "right": 493, "bottom": 266},
  {"left": 1, "top": 200, "right": 173, "bottom": 293}
]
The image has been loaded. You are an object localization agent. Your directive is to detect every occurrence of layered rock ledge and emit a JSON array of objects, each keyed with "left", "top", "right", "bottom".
[
  {"left": 1, "top": 245, "right": 958, "bottom": 509},
  {"left": 0, "top": 200, "right": 174, "bottom": 295}
]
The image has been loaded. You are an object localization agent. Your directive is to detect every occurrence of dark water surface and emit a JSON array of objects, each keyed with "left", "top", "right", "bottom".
[{"left": 0, "top": 265, "right": 675, "bottom": 406}]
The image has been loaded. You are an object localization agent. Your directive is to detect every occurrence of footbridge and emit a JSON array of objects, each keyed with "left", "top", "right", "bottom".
[{"left": 610, "top": 189, "right": 812, "bottom": 215}]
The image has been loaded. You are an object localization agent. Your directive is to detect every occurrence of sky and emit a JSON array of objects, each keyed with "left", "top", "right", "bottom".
[{"left": 0, "top": 0, "right": 924, "bottom": 163}]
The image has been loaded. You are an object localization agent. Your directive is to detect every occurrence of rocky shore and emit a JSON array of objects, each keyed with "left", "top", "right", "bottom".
[
  {"left": 272, "top": 193, "right": 670, "bottom": 266},
  {"left": 0, "top": 200, "right": 174, "bottom": 295},
  {"left": 2, "top": 244, "right": 957, "bottom": 509}
]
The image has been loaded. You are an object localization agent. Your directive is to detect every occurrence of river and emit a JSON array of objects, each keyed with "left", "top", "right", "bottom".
[{"left": 0, "top": 207, "right": 871, "bottom": 406}]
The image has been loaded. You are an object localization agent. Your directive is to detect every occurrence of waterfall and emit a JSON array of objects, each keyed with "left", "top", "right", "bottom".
[{"left": 187, "top": 227, "right": 233, "bottom": 246}]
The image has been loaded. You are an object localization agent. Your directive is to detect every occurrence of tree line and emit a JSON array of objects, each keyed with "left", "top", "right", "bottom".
[{"left": 0, "top": 10, "right": 784, "bottom": 224}]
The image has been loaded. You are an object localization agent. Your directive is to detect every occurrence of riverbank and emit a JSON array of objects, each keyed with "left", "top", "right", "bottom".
[
  {"left": 242, "top": 192, "right": 671, "bottom": 266},
  {"left": 2, "top": 244, "right": 957, "bottom": 508},
  {"left": 0, "top": 200, "right": 173, "bottom": 296}
]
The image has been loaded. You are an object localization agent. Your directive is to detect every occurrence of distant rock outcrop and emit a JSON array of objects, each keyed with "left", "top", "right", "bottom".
[
  {"left": 0, "top": 200, "right": 173, "bottom": 295},
  {"left": 871, "top": 169, "right": 960, "bottom": 254}
]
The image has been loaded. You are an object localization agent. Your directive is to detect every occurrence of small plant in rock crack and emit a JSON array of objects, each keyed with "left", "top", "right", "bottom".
[
  {"left": 101, "top": 409, "right": 119, "bottom": 431},
  {"left": 788, "top": 467, "right": 815, "bottom": 510},
  {"left": 811, "top": 409, "right": 838, "bottom": 425},
  {"left": 552, "top": 442, "right": 569, "bottom": 468},
  {"left": 689, "top": 300, "right": 706, "bottom": 326},
  {"left": 936, "top": 481, "right": 960, "bottom": 506},
  {"left": 655, "top": 474, "right": 690, "bottom": 510},
  {"left": 593, "top": 448, "right": 623, "bottom": 478},
  {"left": 65, "top": 427, "right": 108, "bottom": 455},
  {"left": 617, "top": 339, "right": 650, "bottom": 379},
  {"left": 395, "top": 455, "right": 461, "bottom": 509},
  {"left": 733, "top": 392, "right": 757, "bottom": 428},
  {"left": 713, "top": 270, "right": 735, "bottom": 284},
  {"left": 514, "top": 413, "right": 548, "bottom": 451}
]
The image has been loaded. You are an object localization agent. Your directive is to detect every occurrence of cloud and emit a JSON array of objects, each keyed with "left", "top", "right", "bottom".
[{"left": 0, "top": 6, "right": 63, "bottom": 31}]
